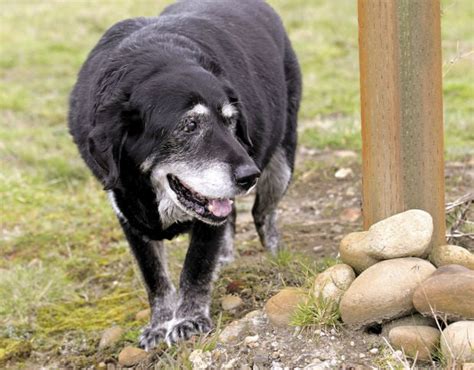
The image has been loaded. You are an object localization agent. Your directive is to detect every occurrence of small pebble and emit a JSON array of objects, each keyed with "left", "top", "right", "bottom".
[
  {"left": 118, "top": 347, "right": 148, "bottom": 367},
  {"left": 359, "top": 353, "right": 366, "bottom": 359},
  {"left": 98, "top": 327, "right": 124, "bottom": 349},
  {"left": 313, "top": 245, "right": 324, "bottom": 253},
  {"left": 369, "top": 348, "right": 379, "bottom": 354},
  {"left": 135, "top": 309, "right": 150, "bottom": 321},
  {"left": 335, "top": 167, "right": 354, "bottom": 180},
  {"left": 350, "top": 341, "right": 355, "bottom": 346},
  {"left": 244, "top": 334, "right": 259, "bottom": 347},
  {"left": 221, "top": 295, "right": 243, "bottom": 311}
]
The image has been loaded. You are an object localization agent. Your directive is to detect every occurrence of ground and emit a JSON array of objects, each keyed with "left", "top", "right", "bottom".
[{"left": 0, "top": 0, "right": 473, "bottom": 368}]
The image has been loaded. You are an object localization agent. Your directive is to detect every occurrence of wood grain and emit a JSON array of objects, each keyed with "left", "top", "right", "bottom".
[{"left": 358, "top": 0, "right": 446, "bottom": 248}]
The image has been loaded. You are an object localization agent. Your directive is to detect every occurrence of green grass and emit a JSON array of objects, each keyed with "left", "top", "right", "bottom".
[
  {"left": 271, "top": 0, "right": 474, "bottom": 156},
  {"left": 290, "top": 294, "right": 341, "bottom": 330},
  {"left": 0, "top": 0, "right": 472, "bottom": 366}
]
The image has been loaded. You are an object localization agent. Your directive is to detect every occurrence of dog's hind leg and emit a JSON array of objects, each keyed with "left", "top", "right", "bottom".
[
  {"left": 253, "top": 40, "right": 300, "bottom": 255},
  {"left": 165, "top": 221, "right": 228, "bottom": 344},
  {"left": 120, "top": 222, "right": 176, "bottom": 350},
  {"left": 252, "top": 148, "right": 292, "bottom": 254}
]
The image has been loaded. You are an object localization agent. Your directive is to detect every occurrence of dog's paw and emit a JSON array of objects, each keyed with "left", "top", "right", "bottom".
[
  {"left": 165, "top": 316, "right": 212, "bottom": 344},
  {"left": 139, "top": 324, "right": 167, "bottom": 351}
]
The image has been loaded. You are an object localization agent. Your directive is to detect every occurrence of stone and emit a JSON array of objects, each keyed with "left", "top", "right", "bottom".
[
  {"left": 440, "top": 321, "right": 474, "bottom": 363},
  {"left": 339, "top": 231, "right": 378, "bottom": 274},
  {"left": 430, "top": 244, "right": 474, "bottom": 270},
  {"left": 339, "top": 208, "right": 361, "bottom": 223},
  {"left": 381, "top": 314, "right": 436, "bottom": 337},
  {"left": 98, "top": 327, "right": 124, "bottom": 349},
  {"left": 388, "top": 325, "right": 440, "bottom": 361},
  {"left": 264, "top": 288, "right": 307, "bottom": 326},
  {"left": 118, "top": 346, "right": 148, "bottom": 367},
  {"left": 189, "top": 349, "right": 212, "bottom": 369},
  {"left": 221, "top": 295, "right": 243, "bottom": 311},
  {"left": 219, "top": 319, "right": 249, "bottom": 343},
  {"left": 334, "top": 168, "right": 354, "bottom": 179},
  {"left": 135, "top": 308, "right": 150, "bottom": 321},
  {"left": 243, "top": 309, "right": 266, "bottom": 327},
  {"left": 313, "top": 264, "right": 355, "bottom": 303},
  {"left": 356, "top": 209, "right": 433, "bottom": 260},
  {"left": 219, "top": 310, "right": 265, "bottom": 344},
  {"left": 339, "top": 258, "right": 436, "bottom": 328},
  {"left": 244, "top": 334, "right": 259, "bottom": 347},
  {"left": 413, "top": 264, "right": 474, "bottom": 320}
]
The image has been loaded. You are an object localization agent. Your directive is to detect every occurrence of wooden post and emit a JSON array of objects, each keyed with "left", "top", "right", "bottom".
[{"left": 358, "top": 0, "right": 446, "bottom": 248}]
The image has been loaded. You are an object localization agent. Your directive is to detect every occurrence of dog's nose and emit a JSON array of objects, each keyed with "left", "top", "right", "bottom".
[{"left": 235, "top": 164, "right": 260, "bottom": 191}]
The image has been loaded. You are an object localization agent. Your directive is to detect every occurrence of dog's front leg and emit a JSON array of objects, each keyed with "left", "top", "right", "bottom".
[
  {"left": 120, "top": 222, "right": 177, "bottom": 350},
  {"left": 165, "top": 221, "right": 226, "bottom": 344}
]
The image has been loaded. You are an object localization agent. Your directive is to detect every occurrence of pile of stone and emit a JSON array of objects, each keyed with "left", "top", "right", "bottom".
[{"left": 265, "top": 209, "right": 474, "bottom": 365}]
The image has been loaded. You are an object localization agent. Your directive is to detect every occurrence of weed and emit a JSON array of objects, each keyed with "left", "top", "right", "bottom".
[{"left": 290, "top": 293, "right": 341, "bottom": 330}]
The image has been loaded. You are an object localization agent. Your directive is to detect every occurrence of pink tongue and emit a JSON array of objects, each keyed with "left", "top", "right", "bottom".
[{"left": 208, "top": 199, "right": 233, "bottom": 218}]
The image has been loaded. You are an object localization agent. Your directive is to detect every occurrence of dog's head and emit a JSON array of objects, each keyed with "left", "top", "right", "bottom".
[{"left": 88, "top": 61, "right": 260, "bottom": 226}]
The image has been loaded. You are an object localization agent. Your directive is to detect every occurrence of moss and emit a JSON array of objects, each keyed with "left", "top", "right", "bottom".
[
  {"left": 35, "top": 291, "right": 143, "bottom": 335},
  {"left": 0, "top": 339, "right": 32, "bottom": 365}
]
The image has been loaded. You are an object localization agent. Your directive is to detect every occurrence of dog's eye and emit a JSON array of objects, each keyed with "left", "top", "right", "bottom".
[{"left": 183, "top": 119, "right": 197, "bottom": 133}]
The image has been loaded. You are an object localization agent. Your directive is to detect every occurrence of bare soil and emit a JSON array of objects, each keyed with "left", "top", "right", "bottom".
[{"left": 206, "top": 148, "right": 473, "bottom": 369}]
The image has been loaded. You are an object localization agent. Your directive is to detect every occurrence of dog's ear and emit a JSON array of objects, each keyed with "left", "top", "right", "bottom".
[
  {"left": 88, "top": 64, "right": 137, "bottom": 190},
  {"left": 223, "top": 83, "right": 253, "bottom": 149}
]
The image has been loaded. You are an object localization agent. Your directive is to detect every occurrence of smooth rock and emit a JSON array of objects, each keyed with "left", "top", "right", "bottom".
[
  {"left": 264, "top": 288, "right": 307, "bottom": 326},
  {"left": 388, "top": 325, "right": 440, "bottom": 361},
  {"left": 381, "top": 314, "right": 436, "bottom": 337},
  {"left": 243, "top": 309, "right": 266, "bottom": 326},
  {"left": 189, "top": 349, "right": 212, "bottom": 370},
  {"left": 98, "top": 327, "right": 124, "bottom": 349},
  {"left": 313, "top": 264, "right": 355, "bottom": 303},
  {"left": 135, "top": 308, "right": 150, "bottom": 321},
  {"left": 335, "top": 168, "right": 354, "bottom": 180},
  {"left": 440, "top": 321, "right": 474, "bottom": 363},
  {"left": 219, "top": 319, "right": 249, "bottom": 343},
  {"left": 118, "top": 346, "right": 148, "bottom": 367},
  {"left": 430, "top": 244, "right": 474, "bottom": 270},
  {"left": 218, "top": 310, "right": 265, "bottom": 344},
  {"left": 340, "top": 258, "right": 436, "bottom": 327},
  {"left": 358, "top": 209, "right": 433, "bottom": 260},
  {"left": 221, "top": 295, "right": 243, "bottom": 311},
  {"left": 339, "top": 231, "right": 378, "bottom": 274},
  {"left": 413, "top": 264, "right": 474, "bottom": 320}
]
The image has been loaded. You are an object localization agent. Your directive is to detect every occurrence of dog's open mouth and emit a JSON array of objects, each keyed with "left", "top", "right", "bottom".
[{"left": 167, "top": 174, "right": 233, "bottom": 222}]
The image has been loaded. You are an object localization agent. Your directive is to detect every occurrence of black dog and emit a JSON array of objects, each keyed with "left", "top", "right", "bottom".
[{"left": 68, "top": 0, "right": 301, "bottom": 349}]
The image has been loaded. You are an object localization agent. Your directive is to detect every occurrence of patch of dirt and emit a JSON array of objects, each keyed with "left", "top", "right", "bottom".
[
  {"left": 209, "top": 148, "right": 473, "bottom": 368},
  {"left": 4, "top": 149, "right": 472, "bottom": 368}
]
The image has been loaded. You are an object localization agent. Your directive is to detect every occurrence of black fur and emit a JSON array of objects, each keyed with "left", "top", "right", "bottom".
[{"left": 68, "top": 0, "right": 301, "bottom": 348}]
